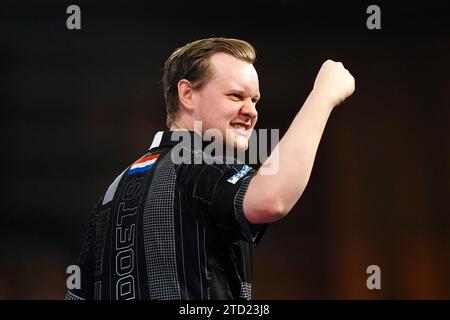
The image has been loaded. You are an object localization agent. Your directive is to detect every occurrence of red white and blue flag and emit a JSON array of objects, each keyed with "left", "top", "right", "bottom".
[{"left": 128, "top": 154, "right": 160, "bottom": 175}]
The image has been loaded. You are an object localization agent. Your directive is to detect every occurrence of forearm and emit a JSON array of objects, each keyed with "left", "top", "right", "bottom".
[
  {"left": 244, "top": 60, "right": 354, "bottom": 224},
  {"left": 245, "top": 90, "right": 334, "bottom": 222},
  {"left": 267, "top": 90, "right": 333, "bottom": 210}
]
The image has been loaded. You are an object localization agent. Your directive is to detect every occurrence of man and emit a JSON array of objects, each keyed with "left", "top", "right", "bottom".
[{"left": 66, "top": 38, "right": 354, "bottom": 300}]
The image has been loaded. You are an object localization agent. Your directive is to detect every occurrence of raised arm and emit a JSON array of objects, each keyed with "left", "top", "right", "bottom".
[{"left": 244, "top": 60, "right": 355, "bottom": 224}]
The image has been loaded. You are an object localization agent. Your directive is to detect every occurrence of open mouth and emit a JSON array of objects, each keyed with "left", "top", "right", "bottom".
[{"left": 230, "top": 122, "right": 250, "bottom": 132}]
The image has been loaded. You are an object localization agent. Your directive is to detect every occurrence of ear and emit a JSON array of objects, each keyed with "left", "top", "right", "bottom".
[{"left": 177, "top": 79, "right": 195, "bottom": 111}]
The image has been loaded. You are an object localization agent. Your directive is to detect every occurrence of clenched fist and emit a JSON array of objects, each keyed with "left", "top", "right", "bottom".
[{"left": 312, "top": 60, "right": 355, "bottom": 108}]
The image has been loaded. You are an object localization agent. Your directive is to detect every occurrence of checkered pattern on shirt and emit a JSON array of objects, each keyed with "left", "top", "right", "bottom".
[{"left": 142, "top": 151, "right": 181, "bottom": 299}]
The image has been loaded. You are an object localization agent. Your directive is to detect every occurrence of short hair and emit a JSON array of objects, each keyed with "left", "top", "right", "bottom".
[{"left": 162, "top": 37, "right": 256, "bottom": 128}]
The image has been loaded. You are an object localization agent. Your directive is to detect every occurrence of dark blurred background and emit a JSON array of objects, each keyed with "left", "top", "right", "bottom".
[{"left": 1, "top": 0, "right": 449, "bottom": 299}]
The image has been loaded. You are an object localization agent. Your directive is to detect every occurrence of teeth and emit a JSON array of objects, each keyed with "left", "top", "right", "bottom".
[{"left": 232, "top": 124, "right": 247, "bottom": 130}]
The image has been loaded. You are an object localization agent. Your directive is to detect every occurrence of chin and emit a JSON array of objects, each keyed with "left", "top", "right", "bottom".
[
  {"left": 233, "top": 138, "right": 249, "bottom": 151},
  {"left": 221, "top": 129, "right": 250, "bottom": 152},
  {"left": 223, "top": 137, "right": 247, "bottom": 152}
]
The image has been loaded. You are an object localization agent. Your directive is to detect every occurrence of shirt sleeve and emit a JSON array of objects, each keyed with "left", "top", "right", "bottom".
[{"left": 176, "top": 160, "right": 267, "bottom": 245}]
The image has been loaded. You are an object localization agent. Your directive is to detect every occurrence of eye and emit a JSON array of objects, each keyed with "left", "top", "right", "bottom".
[{"left": 228, "top": 93, "right": 242, "bottom": 101}]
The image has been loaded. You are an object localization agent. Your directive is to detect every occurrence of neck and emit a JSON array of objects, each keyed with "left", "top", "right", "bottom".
[{"left": 170, "top": 111, "right": 196, "bottom": 131}]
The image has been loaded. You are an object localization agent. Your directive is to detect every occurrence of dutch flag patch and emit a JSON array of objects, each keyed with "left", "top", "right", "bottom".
[{"left": 128, "top": 153, "right": 160, "bottom": 175}]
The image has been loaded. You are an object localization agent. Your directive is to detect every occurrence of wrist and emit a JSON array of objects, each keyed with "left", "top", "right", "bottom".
[{"left": 308, "top": 89, "right": 335, "bottom": 112}]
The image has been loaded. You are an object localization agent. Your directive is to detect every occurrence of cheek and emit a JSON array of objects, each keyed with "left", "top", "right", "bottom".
[
  {"left": 205, "top": 99, "right": 234, "bottom": 120},
  {"left": 196, "top": 93, "right": 237, "bottom": 129}
]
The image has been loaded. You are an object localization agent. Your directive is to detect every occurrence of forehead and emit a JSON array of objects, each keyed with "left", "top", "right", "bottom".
[{"left": 207, "top": 52, "right": 259, "bottom": 92}]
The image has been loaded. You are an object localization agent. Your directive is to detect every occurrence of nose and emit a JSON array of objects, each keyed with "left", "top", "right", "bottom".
[{"left": 240, "top": 98, "right": 258, "bottom": 120}]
